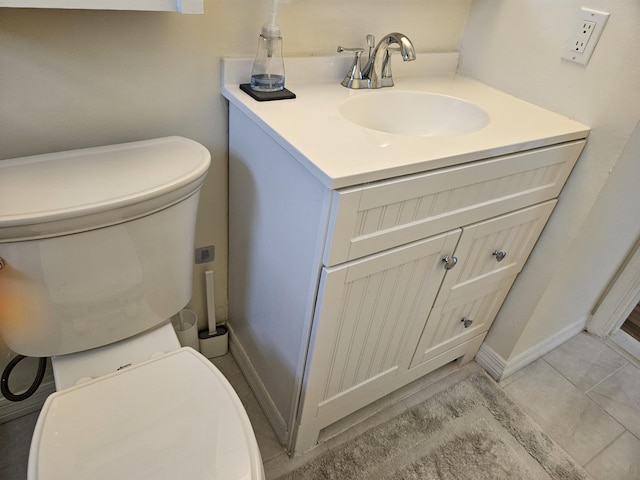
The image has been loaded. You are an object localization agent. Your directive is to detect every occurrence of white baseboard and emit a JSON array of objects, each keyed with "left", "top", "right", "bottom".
[
  {"left": 476, "top": 318, "right": 587, "bottom": 381},
  {"left": 227, "top": 324, "right": 288, "bottom": 445},
  {"left": 0, "top": 379, "right": 55, "bottom": 425},
  {"left": 475, "top": 343, "right": 507, "bottom": 381}
]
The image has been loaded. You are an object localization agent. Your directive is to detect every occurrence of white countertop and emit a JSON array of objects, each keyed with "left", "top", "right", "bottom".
[{"left": 221, "top": 54, "right": 590, "bottom": 189}]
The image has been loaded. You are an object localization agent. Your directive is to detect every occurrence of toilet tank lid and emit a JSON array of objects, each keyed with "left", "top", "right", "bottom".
[
  {"left": 28, "top": 348, "right": 264, "bottom": 480},
  {"left": 0, "top": 137, "right": 210, "bottom": 241}
]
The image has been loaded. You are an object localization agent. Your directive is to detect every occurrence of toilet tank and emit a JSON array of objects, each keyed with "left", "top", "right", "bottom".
[{"left": 0, "top": 137, "right": 210, "bottom": 357}]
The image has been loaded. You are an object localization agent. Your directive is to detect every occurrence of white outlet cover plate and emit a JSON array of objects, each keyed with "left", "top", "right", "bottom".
[{"left": 562, "top": 7, "right": 610, "bottom": 65}]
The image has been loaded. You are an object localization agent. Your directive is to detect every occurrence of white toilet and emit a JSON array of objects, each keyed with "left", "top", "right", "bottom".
[{"left": 0, "top": 137, "right": 265, "bottom": 479}]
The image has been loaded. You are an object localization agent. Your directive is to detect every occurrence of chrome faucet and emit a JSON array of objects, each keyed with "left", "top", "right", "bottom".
[{"left": 338, "top": 33, "right": 416, "bottom": 89}]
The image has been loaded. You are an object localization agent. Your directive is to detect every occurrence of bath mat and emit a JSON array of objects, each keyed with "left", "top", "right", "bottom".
[{"left": 275, "top": 372, "right": 591, "bottom": 480}]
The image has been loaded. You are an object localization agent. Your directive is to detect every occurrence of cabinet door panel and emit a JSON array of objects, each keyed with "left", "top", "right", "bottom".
[
  {"left": 324, "top": 141, "right": 584, "bottom": 266},
  {"left": 410, "top": 275, "right": 516, "bottom": 368},
  {"left": 435, "top": 200, "right": 556, "bottom": 307},
  {"left": 297, "top": 229, "right": 461, "bottom": 424}
]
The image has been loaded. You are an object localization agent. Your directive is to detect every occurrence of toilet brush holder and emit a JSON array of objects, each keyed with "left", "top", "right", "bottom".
[
  {"left": 171, "top": 309, "right": 200, "bottom": 351},
  {"left": 199, "top": 270, "right": 229, "bottom": 358},
  {"left": 198, "top": 325, "right": 228, "bottom": 358}
]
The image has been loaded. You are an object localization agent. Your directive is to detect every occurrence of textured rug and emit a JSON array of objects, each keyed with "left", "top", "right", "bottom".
[{"left": 276, "top": 373, "right": 591, "bottom": 480}]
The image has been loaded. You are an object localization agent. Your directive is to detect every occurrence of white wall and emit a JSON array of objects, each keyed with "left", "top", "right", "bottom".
[
  {"left": 0, "top": 1, "right": 472, "bottom": 390},
  {"left": 459, "top": 0, "right": 640, "bottom": 365}
]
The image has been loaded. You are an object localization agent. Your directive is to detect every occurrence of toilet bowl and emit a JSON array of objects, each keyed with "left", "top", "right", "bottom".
[
  {"left": 0, "top": 137, "right": 265, "bottom": 479},
  {"left": 30, "top": 347, "right": 264, "bottom": 480}
]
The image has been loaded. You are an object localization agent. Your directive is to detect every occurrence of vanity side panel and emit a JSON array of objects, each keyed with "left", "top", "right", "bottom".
[{"left": 228, "top": 106, "right": 331, "bottom": 437}]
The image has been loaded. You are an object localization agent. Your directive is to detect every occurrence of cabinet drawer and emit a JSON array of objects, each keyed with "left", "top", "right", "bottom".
[
  {"left": 410, "top": 274, "right": 516, "bottom": 368},
  {"left": 435, "top": 200, "right": 556, "bottom": 307},
  {"left": 323, "top": 140, "right": 585, "bottom": 266}
]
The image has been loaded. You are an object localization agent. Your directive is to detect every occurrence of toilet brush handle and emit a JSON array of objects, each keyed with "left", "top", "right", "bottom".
[{"left": 205, "top": 270, "right": 217, "bottom": 335}]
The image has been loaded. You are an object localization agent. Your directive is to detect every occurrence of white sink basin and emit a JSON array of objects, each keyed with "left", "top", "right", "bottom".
[{"left": 339, "top": 91, "right": 490, "bottom": 136}]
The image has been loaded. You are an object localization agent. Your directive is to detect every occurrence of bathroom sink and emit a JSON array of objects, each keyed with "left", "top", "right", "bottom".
[{"left": 339, "top": 91, "right": 490, "bottom": 136}]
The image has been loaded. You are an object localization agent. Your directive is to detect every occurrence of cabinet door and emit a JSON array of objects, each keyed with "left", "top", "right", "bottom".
[
  {"left": 410, "top": 275, "right": 515, "bottom": 368},
  {"left": 297, "top": 229, "right": 461, "bottom": 426},
  {"left": 409, "top": 201, "right": 557, "bottom": 369},
  {"left": 435, "top": 200, "right": 556, "bottom": 307}
]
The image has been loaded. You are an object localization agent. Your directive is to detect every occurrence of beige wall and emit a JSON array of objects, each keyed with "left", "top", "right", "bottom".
[
  {"left": 0, "top": 1, "right": 472, "bottom": 385},
  {"left": 459, "top": 0, "right": 640, "bottom": 363},
  {"left": 2, "top": 0, "right": 638, "bottom": 392},
  {"left": 2, "top": 0, "right": 637, "bottom": 404}
]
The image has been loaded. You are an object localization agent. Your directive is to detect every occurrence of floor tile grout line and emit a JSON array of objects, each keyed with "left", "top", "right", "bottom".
[
  {"left": 602, "top": 335, "right": 628, "bottom": 356},
  {"left": 578, "top": 368, "right": 631, "bottom": 443},
  {"left": 584, "top": 361, "right": 629, "bottom": 395},
  {"left": 529, "top": 354, "right": 631, "bottom": 468},
  {"left": 540, "top": 356, "right": 587, "bottom": 392},
  {"left": 262, "top": 449, "right": 286, "bottom": 464},
  {"left": 604, "top": 334, "right": 640, "bottom": 369},
  {"left": 581, "top": 428, "right": 627, "bottom": 468},
  {"left": 540, "top": 347, "right": 629, "bottom": 397}
]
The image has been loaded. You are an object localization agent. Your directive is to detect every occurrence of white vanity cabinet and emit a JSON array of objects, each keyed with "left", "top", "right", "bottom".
[
  {"left": 296, "top": 198, "right": 558, "bottom": 450},
  {"left": 228, "top": 100, "right": 586, "bottom": 453}
]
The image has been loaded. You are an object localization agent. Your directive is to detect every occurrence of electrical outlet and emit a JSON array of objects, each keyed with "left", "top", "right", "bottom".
[
  {"left": 195, "top": 245, "right": 215, "bottom": 264},
  {"left": 562, "top": 7, "right": 610, "bottom": 65},
  {"left": 572, "top": 20, "right": 595, "bottom": 53}
]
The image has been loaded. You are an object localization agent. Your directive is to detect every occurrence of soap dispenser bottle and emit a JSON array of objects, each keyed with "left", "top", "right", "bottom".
[{"left": 250, "top": 23, "right": 285, "bottom": 92}]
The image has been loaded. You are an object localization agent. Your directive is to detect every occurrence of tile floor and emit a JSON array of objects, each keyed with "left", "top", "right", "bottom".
[
  {"left": 501, "top": 332, "right": 640, "bottom": 479},
  {"left": 1, "top": 331, "right": 639, "bottom": 479}
]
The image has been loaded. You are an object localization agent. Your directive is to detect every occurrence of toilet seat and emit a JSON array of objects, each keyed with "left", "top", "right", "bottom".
[{"left": 28, "top": 348, "right": 264, "bottom": 480}]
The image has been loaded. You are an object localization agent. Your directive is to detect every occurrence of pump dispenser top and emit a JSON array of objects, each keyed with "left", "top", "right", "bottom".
[{"left": 250, "top": 0, "right": 285, "bottom": 92}]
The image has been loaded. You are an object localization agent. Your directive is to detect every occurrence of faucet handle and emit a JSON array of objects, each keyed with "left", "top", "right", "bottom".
[
  {"left": 337, "top": 46, "right": 364, "bottom": 54},
  {"left": 366, "top": 34, "right": 375, "bottom": 58},
  {"left": 337, "top": 46, "right": 370, "bottom": 89}
]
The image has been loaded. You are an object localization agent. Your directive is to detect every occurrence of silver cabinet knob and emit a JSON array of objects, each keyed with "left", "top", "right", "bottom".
[
  {"left": 442, "top": 255, "right": 458, "bottom": 270},
  {"left": 493, "top": 250, "right": 507, "bottom": 262},
  {"left": 461, "top": 317, "right": 473, "bottom": 328}
]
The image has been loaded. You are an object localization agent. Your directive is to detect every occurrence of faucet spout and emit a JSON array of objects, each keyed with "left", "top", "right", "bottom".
[{"left": 362, "top": 32, "right": 416, "bottom": 88}]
